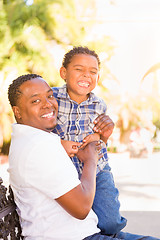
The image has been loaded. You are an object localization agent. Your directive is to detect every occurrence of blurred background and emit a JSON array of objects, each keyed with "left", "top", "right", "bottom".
[
  {"left": 0, "top": 0, "right": 160, "bottom": 237},
  {"left": 0, "top": 0, "right": 160, "bottom": 156}
]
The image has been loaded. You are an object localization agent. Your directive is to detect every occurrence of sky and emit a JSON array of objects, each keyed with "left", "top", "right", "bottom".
[
  {"left": 94, "top": 0, "right": 160, "bottom": 95},
  {"left": 26, "top": 0, "right": 160, "bottom": 95}
]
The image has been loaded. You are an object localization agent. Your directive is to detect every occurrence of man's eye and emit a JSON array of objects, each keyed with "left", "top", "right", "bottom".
[
  {"left": 32, "top": 99, "right": 40, "bottom": 103},
  {"left": 48, "top": 94, "right": 54, "bottom": 99}
]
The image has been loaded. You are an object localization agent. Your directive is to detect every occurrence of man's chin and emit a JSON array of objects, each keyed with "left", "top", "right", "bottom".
[
  {"left": 46, "top": 123, "right": 58, "bottom": 132},
  {"left": 46, "top": 127, "right": 55, "bottom": 132}
]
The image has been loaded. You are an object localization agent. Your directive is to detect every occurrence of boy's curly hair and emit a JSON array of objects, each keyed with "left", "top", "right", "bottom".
[
  {"left": 8, "top": 74, "right": 42, "bottom": 107},
  {"left": 62, "top": 46, "right": 101, "bottom": 68}
]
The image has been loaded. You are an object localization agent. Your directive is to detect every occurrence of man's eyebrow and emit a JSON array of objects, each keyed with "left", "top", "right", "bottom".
[
  {"left": 48, "top": 89, "right": 53, "bottom": 94},
  {"left": 30, "top": 89, "right": 53, "bottom": 98}
]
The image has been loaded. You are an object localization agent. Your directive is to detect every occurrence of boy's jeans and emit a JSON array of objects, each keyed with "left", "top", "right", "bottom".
[
  {"left": 84, "top": 232, "right": 159, "bottom": 240},
  {"left": 92, "top": 163, "right": 127, "bottom": 235}
]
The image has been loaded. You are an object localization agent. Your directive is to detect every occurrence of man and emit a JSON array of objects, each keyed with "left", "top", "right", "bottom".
[{"left": 8, "top": 74, "right": 159, "bottom": 240}]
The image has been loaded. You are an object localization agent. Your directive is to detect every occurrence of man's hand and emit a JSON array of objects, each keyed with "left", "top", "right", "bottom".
[
  {"left": 61, "top": 140, "right": 81, "bottom": 157},
  {"left": 93, "top": 114, "right": 114, "bottom": 144},
  {"left": 77, "top": 141, "right": 101, "bottom": 164}
]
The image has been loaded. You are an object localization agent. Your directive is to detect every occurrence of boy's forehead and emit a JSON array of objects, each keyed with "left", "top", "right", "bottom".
[
  {"left": 70, "top": 54, "right": 99, "bottom": 65},
  {"left": 72, "top": 53, "right": 96, "bottom": 59}
]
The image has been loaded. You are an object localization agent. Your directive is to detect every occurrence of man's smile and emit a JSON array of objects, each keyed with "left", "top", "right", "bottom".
[{"left": 41, "top": 111, "right": 55, "bottom": 119}]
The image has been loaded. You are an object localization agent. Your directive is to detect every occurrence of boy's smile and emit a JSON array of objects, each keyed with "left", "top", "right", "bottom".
[
  {"left": 60, "top": 54, "right": 99, "bottom": 104},
  {"left": 77, "top": 81, "right": 90, "bottom": 88}
]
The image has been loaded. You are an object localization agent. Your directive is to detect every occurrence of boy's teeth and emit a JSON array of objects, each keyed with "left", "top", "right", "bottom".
[{"left": 78, "top": 82, "right": 89, "bottom": 87}]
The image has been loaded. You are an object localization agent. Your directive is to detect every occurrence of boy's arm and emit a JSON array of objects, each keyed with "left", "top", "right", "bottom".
[
  {"left": 80, "top": 133, "right": 100, "bottom": 148},
  {"left": 61, "top": 139, "right": 81, "bottom": 157},
  {"left": 93, "top": 114, "right": 114, "bottom": 144}
]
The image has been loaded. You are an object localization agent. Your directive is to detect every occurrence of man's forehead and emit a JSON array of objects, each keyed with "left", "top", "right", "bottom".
[
  {"left": 21, "top": 77, "right": 48, "bottom": 88},
  {"left": 20, "top": 78, "right": 51, "bottom": 96}
]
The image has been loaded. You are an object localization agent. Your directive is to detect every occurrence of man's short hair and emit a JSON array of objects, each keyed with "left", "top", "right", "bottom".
[{"left": 8, "top": 74, "right": 42, "bottom": 107}]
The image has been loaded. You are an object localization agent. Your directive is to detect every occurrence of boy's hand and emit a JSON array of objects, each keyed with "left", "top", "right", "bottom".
[
  {"left": 93, "top": 114, "right": 114, "bottom": 144},
  {"left": 79, "top": 133, "right": 100, "bottom": 149},
  {"left": 61, "top": 140, "right": 81, "bottom": 157}
]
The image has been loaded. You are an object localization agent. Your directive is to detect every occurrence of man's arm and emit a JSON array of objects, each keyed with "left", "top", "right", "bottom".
[
  {"left": 93, "top": 114, "right": 114, "bottom": 144},
  {"left": 56, "top": 141, "right": 100, "bottom": 220}
]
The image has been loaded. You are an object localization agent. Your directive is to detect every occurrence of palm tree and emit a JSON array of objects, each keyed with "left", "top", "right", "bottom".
[
  {"left": 141, "top": 62, "right": 160, "bottom": 138},
  {"left": 141, "top": 62, "right": 160, "bottom": 97}
]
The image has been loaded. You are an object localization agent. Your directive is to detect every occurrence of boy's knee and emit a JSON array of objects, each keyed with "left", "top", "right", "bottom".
[{"left": 98, "top": 216, "right": 127, "bottom": 235}]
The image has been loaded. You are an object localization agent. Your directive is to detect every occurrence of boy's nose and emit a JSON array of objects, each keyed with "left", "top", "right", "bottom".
[{"left": 83, "top": 70, "right": 90, "bottom": 77}]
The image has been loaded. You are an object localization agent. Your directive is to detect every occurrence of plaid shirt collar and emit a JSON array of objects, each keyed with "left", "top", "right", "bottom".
[{"left": 57, "top": 84, "right": 101, "bottom": 105}]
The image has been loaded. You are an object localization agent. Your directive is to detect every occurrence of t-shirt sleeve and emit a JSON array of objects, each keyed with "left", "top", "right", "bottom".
[{"left": 25, "top": 134, "right": 80, "bottom": 199}]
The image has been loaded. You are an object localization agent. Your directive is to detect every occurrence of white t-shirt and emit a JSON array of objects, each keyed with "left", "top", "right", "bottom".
[{"left": 8, "top": 124, "right": 100, "bottom": 240}]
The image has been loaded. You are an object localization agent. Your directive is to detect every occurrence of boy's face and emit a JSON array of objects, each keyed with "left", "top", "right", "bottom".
[
  {"left": 60, "top": 54, "right": 99, "bottom": 103},
  {"left": 13, "top": 78, "right": 58, "bottom": 132}
]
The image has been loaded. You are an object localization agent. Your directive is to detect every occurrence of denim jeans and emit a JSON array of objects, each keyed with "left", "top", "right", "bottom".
[
  {"left": 92, "top": 163, "right": 127, "bottom": 235},
  {"left": 83, "top": 232, "right": 160, "bottom": 240}
]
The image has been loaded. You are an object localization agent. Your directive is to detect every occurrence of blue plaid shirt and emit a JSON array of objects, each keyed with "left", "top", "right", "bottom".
[{"left": 52, "top": 85, "right": 108, "bottom": 177}]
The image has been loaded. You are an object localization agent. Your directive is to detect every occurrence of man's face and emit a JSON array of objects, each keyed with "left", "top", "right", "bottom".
[
  {"left": 13, "top": 78, "right": 58, "bottom": 132},
  {"left": 60, "top": 54, "right": 99, "bottom": 103}
]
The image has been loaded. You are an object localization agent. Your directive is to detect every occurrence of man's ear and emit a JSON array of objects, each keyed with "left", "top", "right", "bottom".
[
  {"left": 12, "top": 106, "right": 21, "bottom": 120},
  {"left": 60, "top": 67, "right": 67, "bottom": 82},
  {"left": 97, "top": 73, "right": 100, "bottom": 83}
]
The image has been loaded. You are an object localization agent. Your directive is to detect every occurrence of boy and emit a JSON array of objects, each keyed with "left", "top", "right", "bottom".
[{"left": 52, "top": 46, "right": 127, "bottom": 234}]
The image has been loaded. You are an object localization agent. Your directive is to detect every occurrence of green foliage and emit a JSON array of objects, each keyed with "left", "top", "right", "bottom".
[
  {"left": 0, "top": 0, "right": 114, "bottom": 154},
  {"left": 2, "top": 0, "right": 145, "bottom": 155},
  {"left": 0, "top": 0, "right": 82, "bottom": 154}
]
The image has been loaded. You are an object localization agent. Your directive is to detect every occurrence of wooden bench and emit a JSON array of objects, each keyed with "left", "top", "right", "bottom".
[{"left": 0, "top": 177, "right": 23, "bottom": 239}]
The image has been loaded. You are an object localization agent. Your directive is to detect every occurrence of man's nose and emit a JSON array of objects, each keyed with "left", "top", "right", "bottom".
[{"left": 43, "top": 98, "right": 52, "bottom": 108}]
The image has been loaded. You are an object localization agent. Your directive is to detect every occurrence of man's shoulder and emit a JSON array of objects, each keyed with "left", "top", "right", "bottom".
[
  {"left": 26, "top": 131, "right": 61, "bottom": 158},
  {"left": 12, "top": 124, "right": 59, "bottom": 146},
  {"left": 31, "top": 130, "right": 60, "bottom": 145}
]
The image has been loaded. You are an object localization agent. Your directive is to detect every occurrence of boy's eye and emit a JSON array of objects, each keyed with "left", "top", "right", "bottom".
[
  {"left": 75, "top": 68, "right": 82, "bottom": 71},
  {"left": 90, "top": 71, "right": 97, "bottom": 74}
]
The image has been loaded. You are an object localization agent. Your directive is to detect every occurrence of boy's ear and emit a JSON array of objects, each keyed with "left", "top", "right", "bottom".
[
  {"left": 60, "top": 67, "right": 67, "bottom": 81},
  {"left": 12, "top": 106, "right": 22, "bottom": 120}
]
